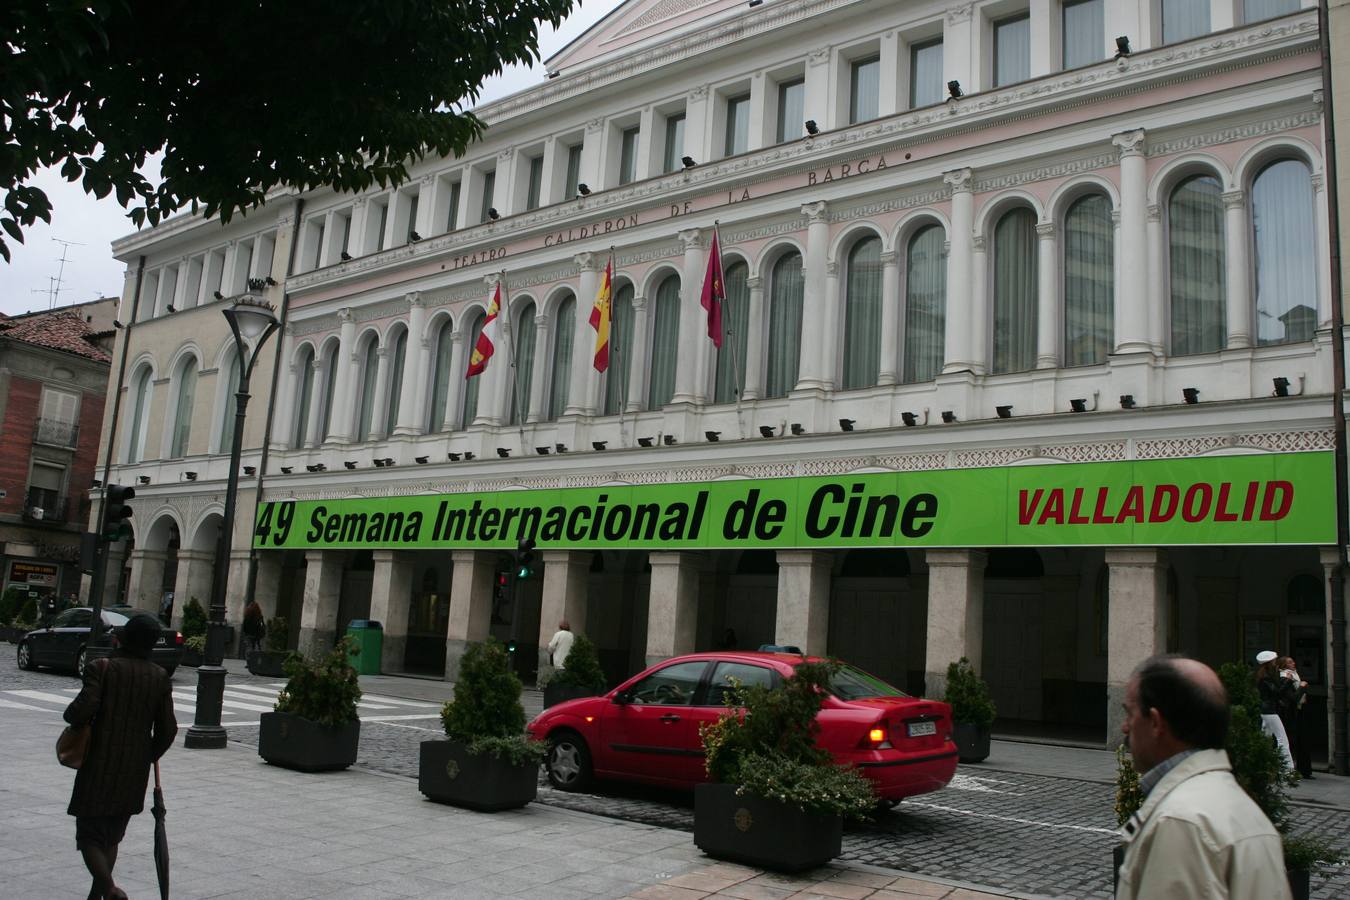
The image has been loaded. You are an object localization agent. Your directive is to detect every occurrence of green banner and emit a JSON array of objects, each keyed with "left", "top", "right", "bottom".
[{"left": 252, "top": 451, "right": 1336, "bottom": 551}]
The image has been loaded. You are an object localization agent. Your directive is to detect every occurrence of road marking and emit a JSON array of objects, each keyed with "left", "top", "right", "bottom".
[
  {"left": 10, "top": 689, "right": 81, "bottom": 706},
  {"left": 228, "top": 681, "right": 435, "bottom": 709},
  {"left": 0, "top": 698, "right": 60, "bottom": 713},
  {"left": 363, "top": 719, "right": 442, "bottom": 732},
  {"left": 172, "top": 691, "right": 273, "bottom": 713},
  {"left": 948, "top": 773, "right": 1025, "bottom": 795},
  {"left": 361, "top": 713, "right": 443, "bottom": 722},
  {"left": 905, "top": 800, "right": 1119, "bottom": 835},
  {"left": 355, "top": 695, "right": 442, "bottom": 708}
]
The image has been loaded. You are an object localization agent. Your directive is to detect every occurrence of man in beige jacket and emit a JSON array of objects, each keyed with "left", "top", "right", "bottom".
[{"left": 1116, "top": 655, "right": 1290, "bottom": 900}]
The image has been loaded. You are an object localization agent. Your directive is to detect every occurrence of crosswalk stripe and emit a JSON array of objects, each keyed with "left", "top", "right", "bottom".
[
  {"left": 222, "top": 683, "right": 281, "bottom": 699},
  {"left": 227, "top": 682, "right": 401, "bottom": 709},
  {"left": 361, "top": 713, "right": 443, "bottom": 722},
  {"left": 355, "top": 695, "right": 442, "bottom": 709},
  {"left": 0, "top": 698, "right": 60, "bottom": 713},
  {"left": 172, "top": 692, "right": 272, "bottom": 713},
  {"left": 173, "top": 704, "right": 237, "bottom": 718},
  {"left": 10, "top": 689, "right": 80, "bottom": 706}
]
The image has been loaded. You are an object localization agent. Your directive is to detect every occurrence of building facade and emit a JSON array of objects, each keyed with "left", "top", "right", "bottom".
[{"left": 98, "top": 0, "right": 1341, "bottom": 751}]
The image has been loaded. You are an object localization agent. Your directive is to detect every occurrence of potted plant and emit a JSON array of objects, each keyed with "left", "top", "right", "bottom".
[
  {"left": 247, "top": 616, "right": 291, "bottom": 677},
  {"left": 419, "top": 638, "right": 544, "bottom": 811},
  {"left": 180, "top": 597, "right": 207, "bottom": 666},
  {"left": 540, "top": 634, "right": 607, "bottom": 707},
  {"left": 1113, "top": 744, "right": 1143, "bottom": 892},
  {"left": 694, "top": 660, "right": 876, "bottom": 872},
  {"left": 943, "top": 657, "right": 996, "bottom": 763},
  {"left": 0, "top": 586, "right": 27, "bottom": 643},
  {"left": 258, "top": 638, "right": 361, "bottom": 772}
]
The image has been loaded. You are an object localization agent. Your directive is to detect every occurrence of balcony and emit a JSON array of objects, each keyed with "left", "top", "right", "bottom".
[
  {"left": 22, "top": 487, "right": 70, "bottom": 524},
  {"left": 33, "top": 417, "right": 79, "bottom": 448}
]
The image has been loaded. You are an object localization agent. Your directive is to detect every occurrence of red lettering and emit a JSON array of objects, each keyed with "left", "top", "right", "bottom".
[
  {"left": 1018, "top": 489, "right": 1044, "bottom": 526},
  {"left": 1116, "top": 485, "right": 1145, "bottom": 523},
  {"left": 1149, "top": 484, "right": 1179, "bottom": 522},
  {"left": 1213, "top": 482, "right": 1239, "bottom": 522},
  {"left": 1092, "top": 487, "right": 1114, "bottom": 524},
  {"left": 1182, "top": 483, "right": 1213, "bottom": 522},
  {"left": 1037, "top": 489, "right": 1065, "bottom": 525},
  {"left": 1260, "top": 481, "right": 1294, "bottom": 521},
  {"left": 1068, "top": 488, "right": 1090, "bottom": 524},
  {"left": 1243, "top": 482, "right": 1260, "bottom": 521}
]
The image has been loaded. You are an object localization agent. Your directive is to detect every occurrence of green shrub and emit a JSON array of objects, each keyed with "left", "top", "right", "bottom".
[
  {"left": 13, "top": 597, "right": 39, "bottom": 629},
  {"left": 943, "top": 657, "right": 996, "bottom": 727},
  {"left": 701, "top": 659, "right": 875, "bottom": 820},
  {"left": 184, "top": 634, "right": 206, "bottom": 654},
  {"left": 550, "top": 634, "right": 607, "bottom": 691},
  {"left": 440, "top": 638, "right": 544, "bottom": 766},
  {"left": 264, "top": 616, "right": 289, "bottom": 652},
  {"left": 181, "top": 597, "right": 207, "bottom": 640},
  {"left": 274, "top": 637, "right": 361, "bottom": 727},
  {"left": 1114, "top": 744, "right": 1143, "bottom": 826},
  {"left": 1217, "top": 662, "right": 1294, "bottom": 832},
  {"left": 0, "top": 586, "right": 26, "bottom": 627}
]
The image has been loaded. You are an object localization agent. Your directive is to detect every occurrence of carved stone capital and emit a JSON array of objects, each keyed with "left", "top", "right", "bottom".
[
  {"left": 632, "top": 294, "right": 648, "bottom": 311},
  {"left": 945, "top": 3, "right": 974, "bottom": 25},
  {"left": 825, "top": 260, "right": 839, "bottom": 277},
  {"left": 807, "top": 48, "right": 830, "bottom": 67},
  {"left": 1036, "top": 222, "right": 1055, "bottom": 239},
  {"left": 688, "top": 85, "right": 709, "bottom": 101},
  {"left": 943, "top": 168, "right": 974, "bottom": 192},
  {"left": 1112, "top": 129, "right": 1147, "bottom": 158},
  {"left": 574, "top": 251, "right": 599, "bottom": 271},
  {"left": 534, "top": 314, "right": 550, "bottom": 332},
  {"left": 679, "top": 229, "right": 703, "bottom": 251},
  {"left": 972, "top": 235, "right": 986, "bottom": 253},
  {"left": 1147, "top": 203, "right": 1162, "bottom": 224},
  {"left": 1222, "top": 190, "right": 1245, "bottom": 210},
  {"left": 801, "top": 201, "right": 828, "bottom": 224},
  {"left": 586, "top": 117, "right": 605, "bottom": 133},
  {"left": 451, "top": 330, "right": 464, "bottom": 345},
  {"left": 406, "top": 291, "right": 424, "bottom": 308},
  {"left": 746, "top": 276, "right": 763, "bottom": 290},
  {"left": 879, "top": 250, "right": 900, "bottom": 266},
  {"left": 337, "top": 308, "right": 354, "bottom": 324}
]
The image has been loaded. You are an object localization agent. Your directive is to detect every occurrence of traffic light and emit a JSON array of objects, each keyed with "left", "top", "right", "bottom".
[
  {"left": 101, "top": 484, "right": 135, "bottom": 541},
  {"left": 514, "top": 538, "right": 537, "bottom": 580}
]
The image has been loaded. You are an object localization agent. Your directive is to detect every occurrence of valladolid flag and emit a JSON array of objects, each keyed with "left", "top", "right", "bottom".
[
  {"left": 589, "top": 254, "right": 614, "bottom": 372},
  {"left": 467, "top": 280, "right": 502, "bottom": 378},
  {"left": 700, "top": 226, "right": 725, "bottom": 348}
]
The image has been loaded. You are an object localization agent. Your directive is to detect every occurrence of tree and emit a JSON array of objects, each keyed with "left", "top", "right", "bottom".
[{"left": 0, "top": 0, "right": 576, "bottom": 260}]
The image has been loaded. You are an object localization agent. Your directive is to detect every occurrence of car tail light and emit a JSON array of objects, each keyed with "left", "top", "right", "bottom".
[
  {"left": 861, "top": 720, "right": 893, "bottom": 750},
  {"left": 174, "top": 631, "right": 183, "bottom": 646}
]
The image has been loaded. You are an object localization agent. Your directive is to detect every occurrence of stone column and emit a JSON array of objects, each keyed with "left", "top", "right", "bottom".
[
  {"left": 805, "top": 47, "right": 832, "bottom": 129},
  {"left": 1113, "top": 130, "right": 1151, "bottom": 353},
  {"left": 1314, "top": 173, "right": 1332, "bottom": 328},
  {"left": 442, "top": 330, "right": 466, "bottom": 431},
  {"left": 252, "top": 552, "right": 285, "bottom": 618},
  {"left": 1320, "top": 547, "right": 1346, "bottom": 768},
  {"left": 128, "top": 549, "right": 168, "bottom": 612},
  {"left": 366, "top": 347, "right": 390, "bottom": 442},
  {"left": 878, "top": 250, "right": 901, "bottom": 384},
  {"left": 297, "top": 550, "right": 344, "bottom": 657},
  {"left": 394, "top": 292, "right": 429, "bottom": 435},
  {"left": 672, "top": 229, "right": 705, "bottom": 404},
  {"left": 1147, "top": 204, "right": 1166, "bottom": 352},
  {"left": 626, "top": 294, "right": 650, "bottom": 412},
  {"left": 271, "top": 328, "right": 297, "bottom": 451},
  {"left": 171, "top": 549, "right": 213, "bottom": 631},
  {"left": 567, "top": 253, "right": 601, "bottom": 416},
  {"left": 878, "top": 30, "right": 901, "bottom": 117},
  {"left": 646, "top": 552, "right": 702, "bottom": 667},
  {"left": 797, "top": 202, "right": 831, "bottom": 390},
  {"left": 943, "top": 169, "right": 976, "bottom": 373},
  {"left": 327, "top": 309, "right": 358, "bottom": 443},
  {"left": 1036, "top": 222, "right": 1059, "bottom": 369},
  {"left": 1105, "top": 548, "right": 1168, "bottom": 743},
  {"left": 445, "top": 550, "right": 497, "bottom": 681},
  {"left": 368, "top": 550, "right": 414, "bottom": 673},
  {"left": 684, "top": 87, "right": 710, "bottom": 167},
  {"left": 969, "top": 235, "right": 989, "bottom": 374},
  {"left": 743, "top": 275, "right": 765, "bottom": 400},
  {"left": 526, "top": 312, "right": 551, "bottom": 423},
  {"left": 774, "top": 550, "right": 832, "bottom": 656},
  {"left": 1222, "top": 190, "right": 1252, "bottom": 349},
  {"left": 1029, "top": 0, "right": 1054, "bottom": 78},
  {"left": 303, "top": 356, "right": 326, "bottom": 447},
  {"left": 923, "top": 550, "right": 986, "bottom": 699},
  {"left": 537, "top": 550, "right": 591, "bottom": 676}
]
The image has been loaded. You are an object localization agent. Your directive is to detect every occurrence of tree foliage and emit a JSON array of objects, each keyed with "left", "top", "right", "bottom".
[
  {"left": 275, "top": 637, "right": 362, "bottom": 727},
  {"left": 943, "top": 657, "right": 996, "bottom": 727},
  {"left": 0, "top": 0, "right": 576, "bottom": 259},
  {"left": 551, "top": 633, "right": 607, "bottom": 691},
  {"left": 440, "top": 638, "right": 542, "bottom": 765}
]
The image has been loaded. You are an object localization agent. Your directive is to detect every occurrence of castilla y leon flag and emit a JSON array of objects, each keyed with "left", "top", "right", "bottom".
[
  {"left": 700, "top": 226, "right": 725, "bottom": 348},
  {"left": 466, "top": 280, "right": 502, "bottom": 378},
  {"left": 589, "top": 254, "right": 614, "bottom": 372}
]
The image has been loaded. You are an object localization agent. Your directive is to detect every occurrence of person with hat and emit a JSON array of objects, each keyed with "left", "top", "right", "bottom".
[{"left": 1255, "top": 650, "right": 1295, "bottom": 772}]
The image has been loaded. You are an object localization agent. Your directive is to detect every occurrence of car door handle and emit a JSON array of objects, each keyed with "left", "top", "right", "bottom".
[{"left": 659, "top": 713, "right": 681, "bottom": 723}]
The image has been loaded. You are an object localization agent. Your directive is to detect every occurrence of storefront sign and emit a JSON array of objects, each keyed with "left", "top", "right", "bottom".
[
  {"left": 253, "top": 452, "right": 1335, "bottom": 552},
  {"left": 8, "top": 560, "right": 59, "bottom": 586}
]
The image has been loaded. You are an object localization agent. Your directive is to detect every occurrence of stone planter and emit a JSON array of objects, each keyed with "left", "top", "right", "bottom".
[
  {"left": 1288, "top": 867, "right": 1310, "bottom": 900},
  {"left": 246, "top": 649, "right": 289, "bottom": 677},
  {"left": 258, "top": 711, "right": 359, "bottom": 772},
  {"left": 180, "top": 647, "right": 204, "bottom": 668},
  {"left": 953, "top": 722, "right": 991, "bottom": 763},
  {"left": 418, "top": 739, "right": 537, "bottom": 811},
  {"left": 693, "top": 782, "right": 841, "bottom": 872},
  {"left": 542, "top": 682, "right": 601, "bottom": 708}
]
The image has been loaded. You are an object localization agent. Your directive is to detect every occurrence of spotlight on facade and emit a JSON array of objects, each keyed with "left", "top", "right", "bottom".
[
  {"left": 373, "top": 459, "right": 385, "bottom": 467},
  {"left": 748, "top": 0, "right": 763, "bottom": 6},
  {"left": 1273, "top": 377, "right": 1291, "bottom": 397},
  {"left": 496, "top": 447, "right": 511, "bottom": 458},
  {"left": 804, "top": 120, "right": 819, "bottom": 135},
  {"left": 838, "top": 418, "right": 855, "bottom": 432},
  {"left": 446, "top": 453, "right": 460, "bottom": 461},
  {"left": 409, "top": 230, "right": 422, "bottom": 243},
  {"left": 1182, "top": 387, "right": 1200, "bottom": 405},
  {"left": 790, "top": 423, "right": 806, "bottom": 435},
  {"left": 137, "top": 475, "right": 152, "bottom": 484},
  {"left": 344, "top": 460, "right": 358, "bottom": 469},
  {"left": 92, "top": 479, "right": 103, "bottom": 488},
  {"left": 183, "top": 471, "right": 198, "bottom": 481},
  {"left": 167, "top": 304, "right": 177, "bottom": 314},
  {"left": 947, "top": 80, "right": 963, "bottom": 100},
  {"left": 280, "top": 467, "right": 293, "bottom": 474},
  {"left": 213, "top": 291, "right": 225, "bottom": 300},
  {"left": 663, "top": 434, "right": 677, "bottom": 446},
  {"left": 340, "top": 251, "right": 353, "bottom": 261},
  {"left": 901, "top": 412, "right": 918, "bottom": 427},
  {"left": 415, "top": 456, "right": 429, "bottom": 464},
  {"left": 941, "top": 410, "right": 957, "bottom": 424},
  {"left": 1115, "top": 36, "right": 1132, "bottom": 58},
  {"left": 705, "top": 431, "right": 722, "bottom": 442},
  {"left": 759, "top": 425, "right": 775, "bottom": 438},
  {"left": 682, "top": 156, "right": 697, "bottom": 169},
  {"left": 488, "top": 208, "right": 500, "bottom": 220},
  {"left": 555, "top": 443, "right": 568, "bottom": 453},
  {"left": 996, "top": 405, "right": 1013, "bottom": 419},
  {"left": 577, "top": 183, "right": 591, "bottom": 196},
  {"left": 113, "top": 320, "right": 124, "bottom": 329},
  {"left": 592, "top": 441, "right": 608, "bottom": 451},
  {"left": 242, "top": 466, "right": 256, "bottom": 476},
  {"left": 1120, "top": 394, "right": 1136, "bottom": 409},
  {"left": 381, "top": 458, "right": 393, "bottom": 466},
  {"left": 305, "top": 464, "right": 320, "bottom": 473},
  {"left": 265, "top": 276, "right": 278, "bottom": 286},
  {"left": 1069, "top": 398, "right": 1087, "bottom": 413},
  {"left": 638, "top": 437, "right": 654, "bottom": 447},
  {"left": 463, "top": 452, "right": 475, "bottom": 460},
  {"left": 536, "top": 446, "right": 551, "bottom": 455}
]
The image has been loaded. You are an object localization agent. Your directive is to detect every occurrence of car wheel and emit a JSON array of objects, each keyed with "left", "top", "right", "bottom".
[
  {"left": 17, "top": 641, "right": 35, "bottom": 671},
  {"left": 873, "top": 798, "right": 901, "bottom": 816},
  {"left": 76, "top": 647, "right": 88, "bottom": 678},
  {"left": 546, "top": 730, "right": 594, "bottom": 792}
]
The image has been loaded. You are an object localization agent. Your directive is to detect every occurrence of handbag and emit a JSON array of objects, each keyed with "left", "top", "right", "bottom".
[{"left": 56, "top": 723, "right": 92, "bottom": 769}]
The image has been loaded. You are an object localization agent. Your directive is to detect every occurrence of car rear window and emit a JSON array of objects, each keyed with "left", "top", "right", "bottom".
[{"left": 826, "top": 664, "right": 908, "bottom": 700}]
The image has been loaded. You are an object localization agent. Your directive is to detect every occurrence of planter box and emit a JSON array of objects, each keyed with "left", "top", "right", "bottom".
[
  {"left": 1288, "top": 867, "right": 1310, "bottom": 900},
  {"left": 693, "top": 783, "right": 841, "bottom": 872},
  {"left": 258, "top": 712, "right": 359, "bottom": 772},
  {"left": 419, "top": 739, "right": 537, "bottom": 811},
  {"left": 246, "top": 649, "right": 289, "bottom": 677},
  {"left": 543, "top": 682, "right": 601, "bottom": 708},
  {"left": 181, "top": 648, "right": 203, "bottom": 668},
  {"left": 953, "top": 722, "right": 991, "bottom": 763}
]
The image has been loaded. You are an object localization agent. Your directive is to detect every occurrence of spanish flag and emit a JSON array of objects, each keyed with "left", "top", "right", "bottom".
[
  {"left": 466, "top": 280, "right": 501, "bottom": 378},
  {"left": 700, "top": 225, "right": 725, "bottom": 348},
  {"left": 589, "top": 254, "right": 614, "bottom": 372}
]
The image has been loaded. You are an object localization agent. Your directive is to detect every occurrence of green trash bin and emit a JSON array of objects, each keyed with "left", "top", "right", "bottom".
[{"left": 345, "top": 619, "right": 383, "bottom": 675}]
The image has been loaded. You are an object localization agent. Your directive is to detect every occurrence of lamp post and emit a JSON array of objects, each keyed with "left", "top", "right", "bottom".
[{"left": 185, "top": 294, "right": 280, "bottom": 749}]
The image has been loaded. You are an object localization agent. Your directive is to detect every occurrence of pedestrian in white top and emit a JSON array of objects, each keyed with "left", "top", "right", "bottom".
[{"left": 547, "top": 620, "right": 575, "bottom": 669}]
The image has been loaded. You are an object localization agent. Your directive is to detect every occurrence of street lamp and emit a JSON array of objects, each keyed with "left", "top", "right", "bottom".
[{"left": 185, "top": 294, "right": 280, "bottom": 749}]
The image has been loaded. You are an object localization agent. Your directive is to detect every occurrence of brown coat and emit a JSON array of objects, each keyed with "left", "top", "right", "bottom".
[{"left": 65, "top": 654, "right": 177, "bottom": 817}]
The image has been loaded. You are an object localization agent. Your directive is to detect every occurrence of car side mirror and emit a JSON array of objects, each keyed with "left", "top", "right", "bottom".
[{"left": 612, "top": 689, "right": 632, "bottom": 705}]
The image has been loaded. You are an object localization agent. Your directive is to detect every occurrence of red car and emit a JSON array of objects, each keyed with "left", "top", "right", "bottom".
[{"left": 527, "top": 651, "right": 958, "bottom": 802}]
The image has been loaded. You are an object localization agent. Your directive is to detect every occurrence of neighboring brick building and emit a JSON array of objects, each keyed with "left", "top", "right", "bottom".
[{"left": 0, "top": 302, "right": 114, "bottom": 606}]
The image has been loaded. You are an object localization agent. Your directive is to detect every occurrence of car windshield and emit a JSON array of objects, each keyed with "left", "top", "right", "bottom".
[
  {"left": 826, "top": 664, "right": 908, "bottom": 700},
  {"left": 101, "top": 608, "right": 155, "bottom": 626}
]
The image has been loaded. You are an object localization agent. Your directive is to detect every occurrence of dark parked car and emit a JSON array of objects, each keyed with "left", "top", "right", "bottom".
[{"left": 16, "top": 606, "right": 183, "bottom": 677}]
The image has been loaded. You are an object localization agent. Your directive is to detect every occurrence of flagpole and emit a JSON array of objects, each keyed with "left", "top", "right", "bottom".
[
  {"left": 501, "top": 269, "right": 527, "bottom": 452},
  {"left": 717, "top": 223, "right": 746, "bottom": 423}
]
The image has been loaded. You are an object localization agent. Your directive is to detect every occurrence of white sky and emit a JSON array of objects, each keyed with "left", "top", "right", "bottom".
[{"left": 0, "top": 1, "right": 624, "bottom": 317}]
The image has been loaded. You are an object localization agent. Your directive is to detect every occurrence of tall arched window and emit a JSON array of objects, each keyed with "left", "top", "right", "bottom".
[
  {"left": 218, "top": 348, "right": 241, "bottom": 452},
  {"left": 602, "top": 284, "right": 635, "bottom": 416},
  {"left": 1063, "top": 194, "right": 1114, "bottom": 366},
  {"left": 427, "top": 318, "right": 454, "bottom": 431},
  {"left": 384, "top": 329, "right": 407, "bottom": 433},
  {"left": 842, "top": 236, "right": 884, "bottom": 390},
  {"left": 903, "top": 225, "right": 946, "bottom": 383},
  {"left": 765, "top": 252, "right": 804, "bottom": 398},
  {"left": 127, "top": 366, "right": 152, "bottom": 463},
  {"left": 460, "top": 313, "right": 485, "bottom": 429},
  {"left": 991, "top": 207, "right": 1039, "bottom": 374},
  {"left": 1169, "top": 174, "right": 1225, "bottom": 355},
  {"left": 547, "top": 294, "right": 576, "bottom": 420},
  {"left": 355, "top": 337, "right": 379, "bottom": 441},
  {"left": 318, "top": 342, "right": 339, "bottom": 441},
  {"left": 648, "top": 275, "right": 681, "bottom": 409},
  {"left": 291, "top": 346, "right": 315, "bottom": 448},
  {"left": 1252, "top": 159, "right": 1316, "bottom": 345},
  {"left": 169, "top": 357, "right": 198, "bottom": 458},
  {"left": 509, "top": 303, "right": 536, "bottom": 425},
  {"left": 714, "top": 262, "right": 749, "bottom": 403}
]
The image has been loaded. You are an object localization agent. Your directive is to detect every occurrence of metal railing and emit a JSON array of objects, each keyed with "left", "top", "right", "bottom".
[{"left": 22, "top": 487, "right": 69, "bottom": 523}]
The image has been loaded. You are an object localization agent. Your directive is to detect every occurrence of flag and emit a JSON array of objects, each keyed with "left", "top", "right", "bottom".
[
  {"left": 700, "top": 226, "right": 725, "bottom": 348},
  {"left": 466, "top": 280, "right": 501, "bottom": 378},
  {"left": 589, "top": 254, "right": 613, "bottom": 372}
]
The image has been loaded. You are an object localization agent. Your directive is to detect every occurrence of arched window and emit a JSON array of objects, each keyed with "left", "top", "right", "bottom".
[
  {"left": 1252, "top": 159, "right": 1316, "bottom": 345},
  {"left": 127, "top": 366, "right": 152, "bottom": 463},
  {"left": 765, "top": 252, "right": 804, "bottom": 398},
  {"left": 1169, "top": 174, "right": 1225, "bottom": 355},
  {"left": 1063, "top": 194, "right": 1114, "bottom": 366},
  {"left": 547, "top": 294, "right": 576, "bottom": 420},
  {"left": 384, "top": 329, "right": 407, "bottom": 434},
  {"left": 427, "top": 318, "right": 454, "bottom": 431},
  {"left": 355, "top": 337, "right": 379, "bottom": 441},
  {"left": 713, "top": 262, "right": 749, "bottom": 403},
  {"left": 647, "top": 275, "right": 681, "bottom": 409},
  {"left": 218, "top": 348, "right": 241, "bottom": 452},
  {"left": 903, "top": 225, "right": 946, "bottom": 383},
  {"left": 460, "top": 313, "right": 485, "bottom": 429},
  {"left": 169, "top": 357, "right": 198, "bottom": 458},
  {"left": 842, "top": 236, "right": 884, "bottom": 390},
  {"left": 509, "top": 302, "right": 536, "bottom": 425},
  {"left": 992, "top": 207, "right": 1038, "bottom": 374},
  {"left": 291, "top": 346, "right": 315, "bottom": 448},
  {"left": 318, "top": 342, "right": 339, "bottom": 441},
  {"left": 602, "top": 283, "right": 635, "bottom": 416}
]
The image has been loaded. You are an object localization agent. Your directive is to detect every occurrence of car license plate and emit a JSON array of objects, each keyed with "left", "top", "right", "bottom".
[
  {"left": 907, "top": 721, "right": 936, "bottom": 738},
  {"left": 155, "top": 636, "right": 166, "bottom": 646}
]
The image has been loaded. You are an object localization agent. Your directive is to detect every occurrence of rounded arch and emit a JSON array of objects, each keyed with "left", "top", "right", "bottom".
[
  {"left": 611, "top": 272, "right": 638, "bottom": 296},
  {"left": 425, "top": 307, "right": 455, "bottom": 342},
  {"left": 455, "top": 302, "right": 487, "bottom": 339},
  {"left": 506, "top": 291, "right": 539, "bottom": 322},
  {"left": 892, "top": 208, "right": 950, "bottom": 249},
  {"left": 975, "top": 189, "right": 1046, "bottom": 235},
  {"left": 163, "top": 346, "right": 203, "bottom": 458},
  {"left": 752, "top": 237, "right": 806, "bottom": 280},
  {"left": 188, "top": 510, "right": 225, "bottom": 555},
  {"left": 291, "top": 339, "right": 320, "bottom": 368},
  {"left": 828, "top": 221, "right": 887, "bottom": 263},
  {"left": 127, "top": 353, "right": 158, "bottom": 383},
  {"left": 541, "top": 283, "right": 578, "bottom": 320},
  {"left": 123, "top": 359, "right": 157, "bottom": 463},
  {"left": 141, "top": 509, "right": 184, "bottom": 552},
  {"left": 347, "top": 324, "right": 376, "bottom": 353},
  {"left": 166, "top": 342, "right": 204, "bottom": 376},
  {"left": 1234, "top": 136, "right": 1321, "bottom": 191},
  {"left": 720, "top": 247, "right": 752, "bottom": 273},
  {"left": 1148, "top": 153, "right": 1232, "bottom": 205},
  {"left": 1047, "top": 175, "right": 1120, "bottom": 222},
  {"left": 642, "top": 264, "right": 682, "bottom": 300}
]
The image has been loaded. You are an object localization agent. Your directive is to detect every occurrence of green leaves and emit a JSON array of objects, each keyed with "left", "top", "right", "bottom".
[
  {"left": 943, "top": 657, "right": 996, "bottom": 727},
  {"left": 440, "top": 638, "right": 535, "bottom": 763},
  {"left": 549, "top": 633, "right": 607, "bottom": 691},
  {"left": 275, "top": 637, "right": 362, "bottom": 727}
]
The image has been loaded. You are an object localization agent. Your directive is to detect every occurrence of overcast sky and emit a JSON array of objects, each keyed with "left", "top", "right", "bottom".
[{"left": 0, "top": 1, "right": 624, "bottom": 317}]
